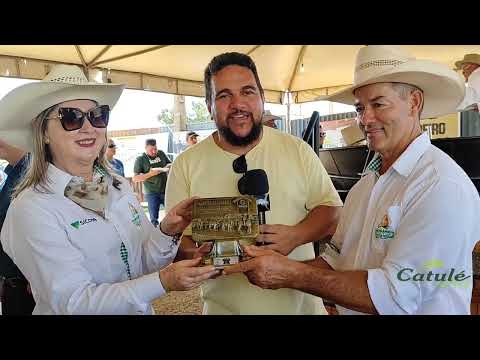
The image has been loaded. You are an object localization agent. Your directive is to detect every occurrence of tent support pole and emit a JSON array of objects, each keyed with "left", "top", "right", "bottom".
[{"left": 286, "top": 91, "right": 292, "bottom": 134}]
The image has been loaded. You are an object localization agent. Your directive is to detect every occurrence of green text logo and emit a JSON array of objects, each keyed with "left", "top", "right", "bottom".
[
  {"left": 397, "top": 259, "right": 472, "bottom": 289},
  {"left": 70, "top": 218, "right": 97, "bottom": 229}
]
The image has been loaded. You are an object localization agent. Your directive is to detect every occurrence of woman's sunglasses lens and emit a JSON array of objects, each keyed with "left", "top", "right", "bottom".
[
  {"left": 89, "top": 106, "right": 109, "bottom": 128},
  {"left": 58, "top": 106, "right": 109, "bottom": 131},
  {"left": 60, "top": 108, "right": 83, "bottom": 131}
]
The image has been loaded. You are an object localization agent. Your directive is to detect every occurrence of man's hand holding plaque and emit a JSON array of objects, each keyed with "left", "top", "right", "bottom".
[{"left": 256, "top": 224, "right": 302, "bottom": 256}]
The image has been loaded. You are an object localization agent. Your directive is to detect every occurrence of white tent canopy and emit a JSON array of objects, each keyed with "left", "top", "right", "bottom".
[{"left": 0, "top": 45, "right": 479, "bottom": 104}]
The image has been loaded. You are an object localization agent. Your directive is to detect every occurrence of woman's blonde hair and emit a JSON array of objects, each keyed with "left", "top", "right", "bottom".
[{"left": 13, "top": 102, "right": 121, "bottom": 198}]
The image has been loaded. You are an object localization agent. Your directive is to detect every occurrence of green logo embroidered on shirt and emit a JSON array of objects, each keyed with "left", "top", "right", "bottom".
[
  {"left": 375, "top": 228, "right": 395, "bottom": 239},
  {"left": 374, "top": 214, "right": 395, "bottom": 239},
  {"left": 70, "top": 218, "right": 97, "bottom": 229},
  {"left": 129, "top": 203, "right": 141, "bottom": 228}
]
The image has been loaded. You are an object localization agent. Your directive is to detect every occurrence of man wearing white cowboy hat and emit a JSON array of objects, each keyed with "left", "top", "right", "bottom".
[
  {"left": 455, "top": 53, "right": 480, "bottom": 112},
  {"left": 225, "top": 45, "right": 480, "bottom": 315},
  {"left": 262, "top": 110, "right": 281, "bottom": 129},
  {"left": 0, "top": 64, "right": 219, "bottom": 314}
]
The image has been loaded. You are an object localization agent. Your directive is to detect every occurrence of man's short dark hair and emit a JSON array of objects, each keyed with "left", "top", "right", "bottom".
[
  {"left": 204, "top": 52, "right": 265, "bottom": 105},
  {"left": 186, "top": 131, "right": 199, "bottom": 140},
  {"left": 145, "top": 138, "right": 156, "bottom": 146}
]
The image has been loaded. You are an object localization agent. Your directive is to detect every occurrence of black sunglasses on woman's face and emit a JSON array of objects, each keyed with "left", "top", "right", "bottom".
[{"left": 47, "top": 105, "right": 110, "bottom": 131}]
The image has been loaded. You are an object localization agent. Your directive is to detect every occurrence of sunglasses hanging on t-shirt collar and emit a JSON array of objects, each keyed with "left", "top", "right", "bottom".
[
  {"left": 233, "top": 154, "right": 248, "bottom": 195},
  {"left": 232, "top": 154, "right": 270, "bottom": 238},
  {"left": 233, "top": 155, "right": 269, "bottom": 196},
  {"left": 232, "top": 154, "right": 247, "bottom": 174}
]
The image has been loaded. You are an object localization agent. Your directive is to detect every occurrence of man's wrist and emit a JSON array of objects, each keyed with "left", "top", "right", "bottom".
[
  {"left": 290, "top": 226, "right": 307, "bottom": 248},
  {"left": 290, "top": 261, "right": 319, "bottom": 291},
  {"left": 284, "top": 259, "right": 306, "bottom": 289},
  {"left": 158, "top": 269, "right": 171, "bottom": 292}
]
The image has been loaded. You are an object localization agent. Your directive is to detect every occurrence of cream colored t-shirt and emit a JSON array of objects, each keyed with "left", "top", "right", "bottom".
[{"left": 165, "top": 126, "right": 342, "bottom": 314}]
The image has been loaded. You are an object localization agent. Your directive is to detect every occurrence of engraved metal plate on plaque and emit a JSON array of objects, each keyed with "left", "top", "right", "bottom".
[{"left": 192, "top": 196, "right": 259, "bottom": 268}]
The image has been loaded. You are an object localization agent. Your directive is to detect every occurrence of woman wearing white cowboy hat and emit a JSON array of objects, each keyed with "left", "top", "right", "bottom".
[
  {"left": 225, "top": 45, "right": 480, "bottom": 315},
  {"left": 0, "top": 64, "right": 218, "bottom": 315}
]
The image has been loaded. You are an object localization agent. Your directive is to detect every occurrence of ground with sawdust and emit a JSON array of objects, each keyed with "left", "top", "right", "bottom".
[
  {"left": 152, "top": 288, "right": 203, "bottom": 315},
  {"left": 148, "top": 208, "right": 203, "bottom": 315}
]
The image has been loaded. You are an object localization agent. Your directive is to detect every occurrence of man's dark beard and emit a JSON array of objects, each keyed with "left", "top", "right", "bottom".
[{"left": 218, "top": 121, "right": 263, "bottom": 146}]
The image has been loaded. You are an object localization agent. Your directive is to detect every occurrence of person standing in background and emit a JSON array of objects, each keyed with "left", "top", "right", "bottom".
[
  {"left": 0, "top": 138, "right": 34, "bottom": 315},
  {"left": 133, "top": 138, "right": 171, "bottom": 227},
  {"left": 185, "top": 131, "right": 199, "bottom": 148},
  {"left": 455, "top": 53, "right": 480, "bottom": 112},
  {"left": 105, "top": 138, "right": 125, "bottom": 177}
]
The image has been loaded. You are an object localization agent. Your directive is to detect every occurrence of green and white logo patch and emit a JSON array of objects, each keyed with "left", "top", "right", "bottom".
[
  {"left": 375, "top": 214, "right": 395, "bottom": 240},
  {"left": 70, "top": 218, "right": 97, "bottom": 229},
  {"left": 129, "top": 203, "right": 141, "bottom": 228}
]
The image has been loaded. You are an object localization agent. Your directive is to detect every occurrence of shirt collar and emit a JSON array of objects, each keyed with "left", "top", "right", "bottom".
[
  {"left": 210, "top": 125, "right": 268, "bottom": 158},
  {"left": 365, "top": 132, "right": 430, "bottom": 178},
  {"left": 470, "top": 67, "right": 480, "bottom": 80},
  {"left": 391, "top": 132, "right": 431, "bottom": 177},
  {"left": 46, "top": 164, "right": 75, "bottom": 195},
  {"left": 46, "top": 163, "right": 110, "bottom": 195}
]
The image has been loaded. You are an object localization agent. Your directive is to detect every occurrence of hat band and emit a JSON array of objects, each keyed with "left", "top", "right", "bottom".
[
  {"left": 48, "top": 76, "right": 89, "bottom": 84},
  {"left": 355, "top": 59, "right": 406, "bottom": 72}
]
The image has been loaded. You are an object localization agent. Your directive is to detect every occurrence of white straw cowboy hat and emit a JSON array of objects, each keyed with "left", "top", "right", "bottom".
[
  {"left": 262, "top": 110, "right": 281, "bottom": 123},
  {"left": 455, "top": 53, "right": 480, "bottom": 69},
  {"left": 0, "top": 64, "right": 125, "bottom": 152},
  {"left": 319, "top": 45, "right": 465, "bottom": 119}
]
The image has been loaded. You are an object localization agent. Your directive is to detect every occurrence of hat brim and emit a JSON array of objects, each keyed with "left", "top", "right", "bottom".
[
  {"left": 455, "top": 59, "right": 480, "bottom": 69},
  {"left": 262, "top": 115, "right": 281, "bottom": 122},
  {"left": 455, "top": 60, "right": 466, "bottom": 70},
  {"left": 0, "top": 81, "right": 125, "bottom": 151},
  {"left": 318, "top": 60, "right": 465, "bottom": 119},
  {"left": 0, "top": 128, "right": 32, "bottom": 155}
]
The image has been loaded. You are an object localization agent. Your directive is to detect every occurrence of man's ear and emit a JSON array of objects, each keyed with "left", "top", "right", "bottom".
[{"left": 410, "top": 90, "right": 424, "bottom": 119}]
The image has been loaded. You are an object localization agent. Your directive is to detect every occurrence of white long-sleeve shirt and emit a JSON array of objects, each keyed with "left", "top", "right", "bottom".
[
  {"left": 1, "top": 164, "right": 178, "bottom": 315},
  {"left": 457, "top": 67, "right": 480, "bottom": 111},
  {"left": 322, "top": 133, "right": 480, "bottom": 315}
]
